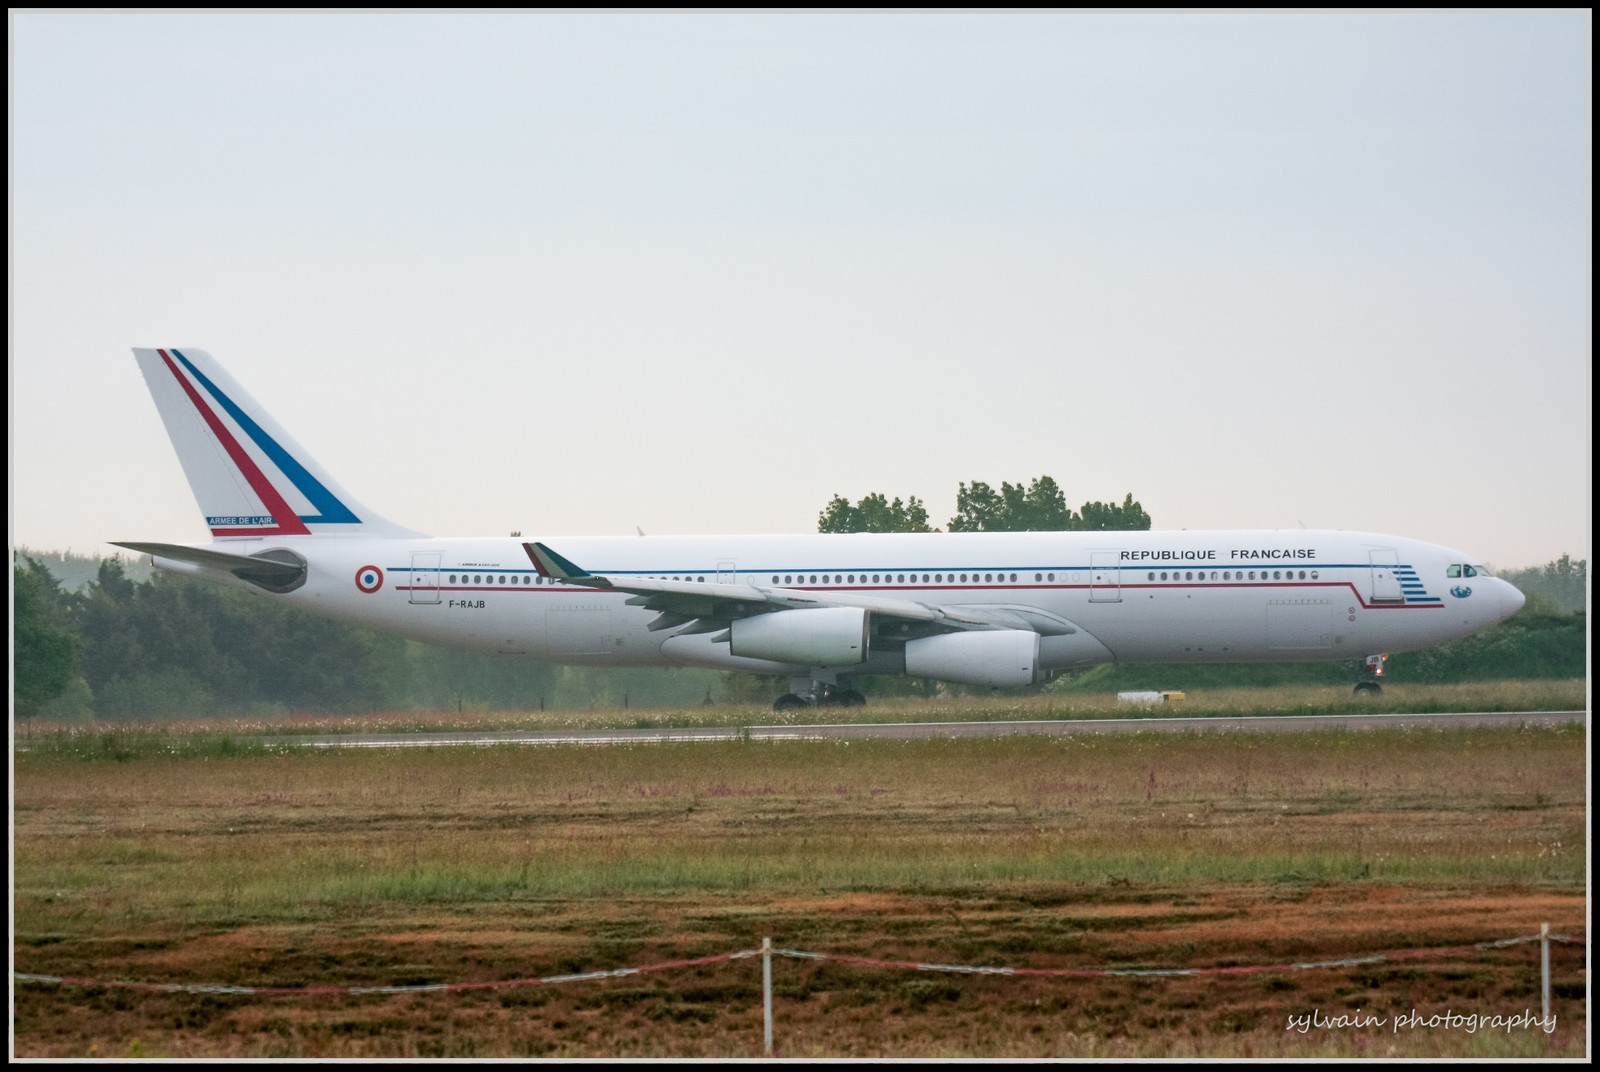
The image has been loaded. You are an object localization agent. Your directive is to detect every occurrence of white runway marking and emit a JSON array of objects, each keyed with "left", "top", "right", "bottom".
[{"left": 276, "top": 710, "right": 1584, "bottom": 749}]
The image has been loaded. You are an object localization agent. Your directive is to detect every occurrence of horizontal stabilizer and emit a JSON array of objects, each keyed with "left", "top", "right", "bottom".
[{"left": 112, "top": 541, "right": 306, "bottom": 591}]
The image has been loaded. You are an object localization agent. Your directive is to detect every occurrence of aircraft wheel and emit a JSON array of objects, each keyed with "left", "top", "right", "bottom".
[
  {"left": 1353, "top": 681, "right": 1382, "bottom": 697},
  {"left": 835, "top": 689, "right": 867, "bottom": 707},
  {"left": 772, "top": 693, "right": 810, "bottom": 712}
]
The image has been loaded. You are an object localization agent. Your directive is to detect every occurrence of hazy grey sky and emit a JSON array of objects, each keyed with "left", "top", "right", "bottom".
[{"left": 10, "top": 11, "right": 1590, "bottom": 569}]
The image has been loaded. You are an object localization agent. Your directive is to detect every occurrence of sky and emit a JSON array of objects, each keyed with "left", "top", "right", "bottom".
[{"left": 9, "top": 11, "right": 1591, "bottom": 571}]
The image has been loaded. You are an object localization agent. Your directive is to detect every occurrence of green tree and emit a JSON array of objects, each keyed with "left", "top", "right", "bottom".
[
  {"left": 1077, "top": 493, "right": 1152, "bottom": 532},
  {"left": 1501, "top": 554, "right": 1587, "bottom": 615},
  {"left": 13, "top": 557, "right": 80, "bottom": 719},
  {"left": 948, "top": 476, "right": 1073, "bottom": 532},
  {"left": 823, "top": 478, "right": 1152, "bottom": 535},
  {"left": 818, "top": 493, "right": 935, "bottom": 533},
  {"left": 947, "top": 477, "right": 1151, "bottom": 532},
  {"left": 72, "top": 557, "right": 409, "bottom": 717}
]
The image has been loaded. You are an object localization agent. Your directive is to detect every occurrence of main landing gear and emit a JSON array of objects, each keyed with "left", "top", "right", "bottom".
[
  {"left": 1353, "top": 653, "right": 1387, "bottom": 697},
  {"left": 772, "top": 678, "right": 866, "bottom": 711}
]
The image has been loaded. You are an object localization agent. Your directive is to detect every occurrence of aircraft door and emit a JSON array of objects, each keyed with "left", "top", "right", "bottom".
[
  {"left": 1368, "top": 549, "right": 1404, "bottom": 605},
  {"left": 716, "top": 560, "right": 737, "bottom": 585},
  {"left": 409, "top": 552, "right": 442, "bottom": 604},
  {"left": 1089, "top": 551, "right": 1122, "bottom": 603}
]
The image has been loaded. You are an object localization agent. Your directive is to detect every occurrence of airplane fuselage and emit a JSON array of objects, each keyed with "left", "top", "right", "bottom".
[{"left": 159, "top": 528, "right": 1522, "bottom": 678}]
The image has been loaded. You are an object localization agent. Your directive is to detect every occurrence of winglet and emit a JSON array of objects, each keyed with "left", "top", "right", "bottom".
[{"left": 523, "top": 541, "right": 599, "bottom": 582}]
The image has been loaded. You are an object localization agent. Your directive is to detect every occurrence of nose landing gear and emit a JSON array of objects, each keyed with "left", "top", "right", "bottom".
[{"left": 1354, "top": 653, "right": 1386, "bottom": 696}]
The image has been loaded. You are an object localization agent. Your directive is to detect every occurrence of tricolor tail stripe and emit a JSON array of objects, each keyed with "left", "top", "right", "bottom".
[
  {"left": 161, "top": 348, "right": 361, "bottom": 535},
  {"left": 168, "top": 349, "right": 359, "bottom": 526},
  {"left": 157, "top": 349, "right": 311, "bottom": 537},
  {"left": 132, "top": 347, "right": 425, "bottom": 540}
]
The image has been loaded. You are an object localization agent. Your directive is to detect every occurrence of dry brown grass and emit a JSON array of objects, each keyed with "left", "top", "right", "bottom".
[{"left": 13, "top": 723, "right": 1588, "bottom": 1058}]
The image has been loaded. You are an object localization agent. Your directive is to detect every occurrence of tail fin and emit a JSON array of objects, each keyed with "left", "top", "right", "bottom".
[{"left": 133, "top": 347, "right": 424, "bottom": 539}]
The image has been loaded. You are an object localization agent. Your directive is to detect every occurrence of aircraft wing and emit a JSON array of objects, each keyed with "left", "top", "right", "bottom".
[{"left": 524, "top": 542, "right": 1076, "bottom": 636}]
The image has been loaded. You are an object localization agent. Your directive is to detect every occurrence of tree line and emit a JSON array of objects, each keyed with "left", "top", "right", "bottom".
[
  {"left": 1497, "top": 553, "right": 1586, "bottom": 615},
  {"left": 13, "top": 553, "right": 720, "bottom": 721},
  {"left": 818, "top": 476, "right": 1151, "bottom": 534}
]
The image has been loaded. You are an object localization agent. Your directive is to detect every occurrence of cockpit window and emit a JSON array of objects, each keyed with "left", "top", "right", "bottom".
[
  {"left": 1447, "top": 564, "right": 1462, "bottom": 578},
  {"left": 1467, "top": 564, "right": 1490, "bottom": 577}
]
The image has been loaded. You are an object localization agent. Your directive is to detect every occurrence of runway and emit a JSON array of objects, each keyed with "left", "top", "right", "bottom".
[{"left": 274, "top": 709, "right": 1585, "bottom": 748}]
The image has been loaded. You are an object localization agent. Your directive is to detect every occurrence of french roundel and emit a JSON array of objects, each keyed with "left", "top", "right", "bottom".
[{"left": 355, "top": 565, "right": 384, "bottom": 593}]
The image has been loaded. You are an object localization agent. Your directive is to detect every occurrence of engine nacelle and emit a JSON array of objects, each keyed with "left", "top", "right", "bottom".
[
  {"left": 904, "top": 629, "right": 1042, "bottom": 687},
  {"left": 729, "top": 607, "right": 868, "bottom": 666}
]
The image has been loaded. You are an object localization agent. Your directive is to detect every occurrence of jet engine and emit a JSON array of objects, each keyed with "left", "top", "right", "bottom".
[
  {"left": 728, "top": 607, "right": 868, "bottom": 666},
  {"left": 904, "top": 629, "right": 1042, "bottom": 687}
]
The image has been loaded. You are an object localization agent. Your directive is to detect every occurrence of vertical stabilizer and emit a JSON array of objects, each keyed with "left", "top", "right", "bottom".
[{"left": 133, "top": 347, "right": 424, "bottom": 539}]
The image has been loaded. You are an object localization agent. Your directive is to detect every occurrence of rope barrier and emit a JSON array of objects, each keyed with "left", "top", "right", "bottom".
[
  {"left": 13, "top": 931, "right": 1581, "bottom": 996},
  {"left": 13, "top": 950, "right": 758, "bottom": 997},
  {"left": 772, "top": 932, "right": 1582, "bottom": 980}
]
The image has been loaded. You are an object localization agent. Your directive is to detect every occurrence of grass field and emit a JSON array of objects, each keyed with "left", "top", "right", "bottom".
[
  {"left": 11, "top": 689, "right": 1589, "bottom": 1058},
  {"left": 18, "top": 677, "right": 1587, "bottom": 740}
]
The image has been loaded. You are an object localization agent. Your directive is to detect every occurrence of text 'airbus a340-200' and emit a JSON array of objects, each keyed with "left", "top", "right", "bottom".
[{"left": 116, "top": 348, "right": 1525, "bottom": 710}]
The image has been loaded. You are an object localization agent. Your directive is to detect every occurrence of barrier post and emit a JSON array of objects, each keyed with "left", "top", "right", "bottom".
[
  {"left": 763, "top": 937, "right": 774, "bottom": 1056},
  {"left": 1540, "top": 923, "right": 1550, "bottom": 1025}
]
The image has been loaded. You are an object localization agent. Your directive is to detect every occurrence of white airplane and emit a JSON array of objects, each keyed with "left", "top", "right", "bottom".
[{"left": 116, "top": 348, "right": 1526, "bottom": 709}]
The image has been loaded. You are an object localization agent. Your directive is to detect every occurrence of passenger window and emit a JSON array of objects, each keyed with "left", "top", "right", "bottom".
[{"left": 1048, "top": 573, "right": 1055, "bottom": 582}]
